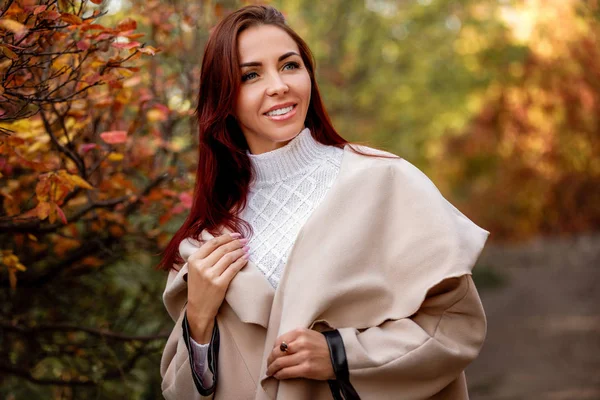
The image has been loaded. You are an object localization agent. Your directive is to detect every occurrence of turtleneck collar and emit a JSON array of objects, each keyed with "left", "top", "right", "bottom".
[{"left": 247, "top": 128, "right": 332, "bottom": 185}]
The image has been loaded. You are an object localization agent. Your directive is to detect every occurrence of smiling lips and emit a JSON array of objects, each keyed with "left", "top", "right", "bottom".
[{"left": 264, "top": 103, "right": 297, "bottom": 121}]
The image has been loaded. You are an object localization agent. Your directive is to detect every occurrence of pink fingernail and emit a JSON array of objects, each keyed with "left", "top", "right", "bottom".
[
  {"left": 239, "top": 238, "right": 249, "bottom": 244},
  {"left": 230, "top": 232, "right": 242, "bottom": 238},
  {"left": 243, "top": 245, "right": 250, "bottom": 252}
]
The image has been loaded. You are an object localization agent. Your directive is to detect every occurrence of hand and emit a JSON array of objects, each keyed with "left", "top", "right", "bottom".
[
  {"left": 266, "top": 328, "right": 335, "bottom": 381},
  {"left": 186, "top": 232, "right": 249, "bottom": 342}
]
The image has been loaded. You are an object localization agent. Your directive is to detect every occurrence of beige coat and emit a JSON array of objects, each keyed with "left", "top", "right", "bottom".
[{"left": 160, "top": 145, "right": 489, "bottom": 400}]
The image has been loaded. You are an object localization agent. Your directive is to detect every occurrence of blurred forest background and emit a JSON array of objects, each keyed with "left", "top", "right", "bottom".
[{"left": 0, "top": 0, "right": 598, "bottom": 399}]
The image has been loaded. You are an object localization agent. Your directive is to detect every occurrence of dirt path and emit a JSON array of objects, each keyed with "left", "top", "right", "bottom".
[{"left": 467, "top": 234, "right": 600, "bottom": 400}]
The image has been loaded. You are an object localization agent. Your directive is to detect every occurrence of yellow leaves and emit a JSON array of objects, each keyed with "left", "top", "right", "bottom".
[
  {"left": 108, "top": 153, "right": 124, "bottom": 162},
  {"left": 36, "top": 176, "right": 51, "bottom": 202},
  {"left": 1, "top": 250, "right": 27, "bottom": 290},
  {"left": 0, "top": 18, "right": 28, "bottom": 35},
  {"left": 454, "top": 25, "right": 489, "bottom": 56},
  {"left": 51, "top": 54, "right": 72, "bottom": 73},
  {"left": 57, "top": 170, "right": 94, "bottom": 190},
  {"left": 167, "top": 136, "right": 188, "bottom": 152},
  {"left": 146, "top": 108, "right": 168, "bottom": 122},
  {"left": 36, "top": 201, "right": 51, "bottom": 219}
]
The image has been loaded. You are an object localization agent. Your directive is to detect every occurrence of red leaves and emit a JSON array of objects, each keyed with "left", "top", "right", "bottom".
[
  {"left": 39, "top": 9, "right": 61, "bottom": 21},
  {"left": 111, "top": 41, "right": 141, "bottom": 50},
  {"left": 55, "top": 205, "right": 67, "bottom": 224},
  {"left": 100, "top": 130, "right": 127, "bottom": 144},
  {"left": 76, "top": 40, "right": 90, "bottom": 51},
  {"left": 79, "top": 143, "right": 97, "bottom": 153}
]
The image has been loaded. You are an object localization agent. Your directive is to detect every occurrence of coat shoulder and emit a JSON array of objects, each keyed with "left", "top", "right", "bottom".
[{"left": 343, "top": 144, "right": 441, "bottom": 198}]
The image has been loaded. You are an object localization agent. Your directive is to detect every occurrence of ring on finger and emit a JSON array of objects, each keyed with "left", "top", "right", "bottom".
[{"left": 279, "top": 341, "right": 289, "bottom": 353}]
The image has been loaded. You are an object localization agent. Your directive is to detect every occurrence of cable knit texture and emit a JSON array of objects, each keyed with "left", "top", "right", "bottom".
[
  {"left": 242, "top": 127, "right": 344, "bottom": 288},
  {"left": 190, "top": 127, "right": 345, "bottom": 385}
]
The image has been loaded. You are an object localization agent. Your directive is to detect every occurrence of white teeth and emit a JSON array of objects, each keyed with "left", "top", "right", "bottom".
[{"left": 266, "top": 105, "right": 294, "bottom": 116}]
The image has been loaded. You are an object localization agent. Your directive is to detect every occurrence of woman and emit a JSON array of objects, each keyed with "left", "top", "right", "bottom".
[{"left": 159, "top": 5, "right": 488, "bottom": 400}]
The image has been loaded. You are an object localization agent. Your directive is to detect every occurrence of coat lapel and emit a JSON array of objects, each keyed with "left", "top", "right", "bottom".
[
  {"left": 258, "top": 144, "right": 357, "bottom": 398},
  {"left": 179, "top": 235, "right": 275, "bottom": 329}
]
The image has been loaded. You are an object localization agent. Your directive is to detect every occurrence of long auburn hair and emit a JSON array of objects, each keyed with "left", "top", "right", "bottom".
[{"left": 158, "top": 5, "right": 394, "bottom": 271}]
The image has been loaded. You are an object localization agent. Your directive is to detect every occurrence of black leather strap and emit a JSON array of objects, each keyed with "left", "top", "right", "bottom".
[
  {"left": 322, "top": 330, "right": 361, "bottom": 399},
  {"left": 182, "top": 312, "right": 219, "bottom": 396}
]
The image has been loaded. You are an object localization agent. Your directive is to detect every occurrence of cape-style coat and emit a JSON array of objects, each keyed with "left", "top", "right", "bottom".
[{"left": 160, "top": 144, "right": 489, "bottom": 400}]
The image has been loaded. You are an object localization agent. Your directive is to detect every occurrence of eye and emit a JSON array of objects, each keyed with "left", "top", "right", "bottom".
[
  {"left": 283, "top": 62, "right": 300, "bottom": 71},
  {"left": 242, "top": 71, "right": 258, "bottom": 82}
]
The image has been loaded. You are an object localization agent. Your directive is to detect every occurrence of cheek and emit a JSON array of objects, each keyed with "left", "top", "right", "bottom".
[
  {"left": 288, "top": 73, "right": 312, "bottom": 102},
  {"left": 299, "top": 73, "right": 312, "bottom": 101},
  {"left": 235, "top": 88, "right": 262, "bottom": 119}
]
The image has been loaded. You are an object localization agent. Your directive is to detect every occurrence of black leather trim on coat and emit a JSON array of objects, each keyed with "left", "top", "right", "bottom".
[
  {"left": 182, "top": 311, "right": 219, "bottom": 396},
  {"left": 322, "top": 330, "right": 361, "bottom": 400}
]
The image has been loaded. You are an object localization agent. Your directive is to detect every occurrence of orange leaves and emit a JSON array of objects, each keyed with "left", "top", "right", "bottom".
[
  {"left": 35, "top": 171, "right": 94, "bottom": 223},
  {"left": 0, "top": 18, "right": 28, "bottom": 35},
  {"left": 0, "top": 44, "right": 18, "bottom": 59},
  {"left": 146, "top": 105, "right": 168, "bottom": 122},
  {"left": 35, "top": 201, "right": 67, "bottom": 224},
  {"left": 1, "top": 249, "right": 27, "bottom": 289},
  {"left": 116, "top": 18, "right": 137, "bottom": 32},
  {"left": 33, "top": 5, "right": 47, "bottom": 15},
  {"left": 100, "top": 130, "right": 127, "bottom": 144},
  {"left": 36, "top": 201, "right": 51, "bottom": 219},
  {"left": 60, "top": 13, "right": 82, "bottom": 25},
  {"left": 58, "top": 170, "right": 94, "bottom": 190},
  {"left": 35, "top": 176, "right": 51, "bottom": 202}
]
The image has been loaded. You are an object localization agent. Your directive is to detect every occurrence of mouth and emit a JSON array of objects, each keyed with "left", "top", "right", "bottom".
[{"left": 263, "top": 104, "right": 298, "bottom": 121}]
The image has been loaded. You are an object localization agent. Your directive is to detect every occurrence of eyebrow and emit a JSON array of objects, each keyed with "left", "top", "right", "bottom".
[{"left": 239, "top": 51, "right": 299, "bottom": 68}]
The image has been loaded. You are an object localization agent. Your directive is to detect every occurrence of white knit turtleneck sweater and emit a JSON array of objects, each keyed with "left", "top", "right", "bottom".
[
  {"left": 242, "top": 127, "right": 344, "bottom": 288},
  {"left": 189, "top": 127, "right": 345, "bottom": 384}
]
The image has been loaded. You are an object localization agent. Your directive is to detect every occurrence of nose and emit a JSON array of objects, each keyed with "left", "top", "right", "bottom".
[{"left": 265, "top": 73, "right": 289, "bottom": 96}]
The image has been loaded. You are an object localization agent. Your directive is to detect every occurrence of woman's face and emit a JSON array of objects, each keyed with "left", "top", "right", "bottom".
[{"left": 234, "top": 24, "right": 312, "bottom": 155}]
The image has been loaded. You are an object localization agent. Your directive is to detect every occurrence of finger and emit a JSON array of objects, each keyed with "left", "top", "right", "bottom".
[
  {"left": 267, "top": 352, "right": 303, "bottom": 377},
  {"left": 273, "top": 364, "right": 308, "bottom": 380},
  {"left": 217, "top": 251, "right": 249, "bottom": 284},
  {"left": 212, "top": 247, "right": 247, "bottom": 276},
  {"left": 203, "top": 237, "right": 246, "bottom": 267},
  {"left": 190, "top": 233, "right": 242, "bottom": 260},
  {"left": 267, "top": 331, "right": 301, "bottom": 366}
]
